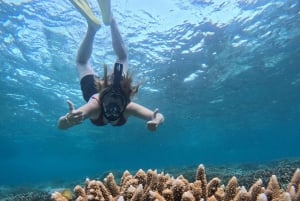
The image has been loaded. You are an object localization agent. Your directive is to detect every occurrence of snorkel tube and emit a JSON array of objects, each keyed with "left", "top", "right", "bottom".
[{"left": 113, "top": 63, "right": 123, "bottom": 89}]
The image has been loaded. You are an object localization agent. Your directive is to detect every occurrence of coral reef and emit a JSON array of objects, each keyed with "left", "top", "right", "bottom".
[
  {"left": 51, "top": 164, "right": 300, "bottom": 201},
  {"left": 0, "top": 191, "right": 51, "bottom": 201}
]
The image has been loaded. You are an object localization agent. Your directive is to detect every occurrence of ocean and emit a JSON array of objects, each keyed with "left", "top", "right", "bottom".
[{"left": 0, "top": 0, "right": 299, "bottom": 193}]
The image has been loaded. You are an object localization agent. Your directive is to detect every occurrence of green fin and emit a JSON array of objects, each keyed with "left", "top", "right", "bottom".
[
  {"left": 97, "top": 0, "right": 111, "bottom": 26},
  {"left": 69, "top": 0, "right": 101, "bottom": 28}
]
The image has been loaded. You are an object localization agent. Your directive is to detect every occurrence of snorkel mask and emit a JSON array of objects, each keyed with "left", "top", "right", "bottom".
[{"left": 100, "top": 63, "right": 127, "bottom": 122}]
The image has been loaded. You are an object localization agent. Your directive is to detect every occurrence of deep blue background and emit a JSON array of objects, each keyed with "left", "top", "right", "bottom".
[{"left": 0, "top": 0, "right": 299, "bottom": 186}]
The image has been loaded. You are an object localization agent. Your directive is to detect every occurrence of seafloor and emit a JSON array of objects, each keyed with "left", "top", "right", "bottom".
[{"left": 0, "top": 158, "right": 299, "bottom": 201}]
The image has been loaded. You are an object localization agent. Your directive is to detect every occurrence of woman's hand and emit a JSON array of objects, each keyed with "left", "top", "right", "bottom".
[
  {"left": 147, "top": 108, "right": 164, "bottom": 132},
  {"left": 58, "top": 100, "right": 84, "bottom": 130},
  {"left": 65, "top": 100, "right": 84, "bottom": 124}
]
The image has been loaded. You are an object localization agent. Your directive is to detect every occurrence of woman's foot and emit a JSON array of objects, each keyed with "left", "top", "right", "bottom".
[
  {"left": 70, "top": 0, "right": 101, "bottom": 29},
  {"left": 97, "top": 0, "right": 112, "bottom": 26}
]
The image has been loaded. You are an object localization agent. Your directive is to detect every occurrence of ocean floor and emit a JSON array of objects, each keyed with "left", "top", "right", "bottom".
[{"left": 0, "top": 158, "right": 299, "bottom": 201}]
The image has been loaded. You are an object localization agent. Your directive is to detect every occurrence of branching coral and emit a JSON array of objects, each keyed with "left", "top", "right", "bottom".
[{"left": 51, "top": 165, "right": 300, "bottom": 201}]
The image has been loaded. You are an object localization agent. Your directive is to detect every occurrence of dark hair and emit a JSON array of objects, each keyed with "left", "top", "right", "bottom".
[{"left": 95, "top": 64, "right": 139, "bottom": 102}]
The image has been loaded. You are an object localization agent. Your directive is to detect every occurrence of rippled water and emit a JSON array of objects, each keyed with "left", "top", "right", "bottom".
[{"left": 0, "top": 0, "right": 300, "bottom": 186}]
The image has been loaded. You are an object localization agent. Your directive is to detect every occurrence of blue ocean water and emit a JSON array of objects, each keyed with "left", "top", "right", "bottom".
[{"left": 0, "top": 0, "right": 299, "bottom": 187}]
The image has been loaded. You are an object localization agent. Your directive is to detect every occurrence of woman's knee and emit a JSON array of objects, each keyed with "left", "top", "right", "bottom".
[{"left": 77, "top": 63, "right": 95, "bottom": 80}]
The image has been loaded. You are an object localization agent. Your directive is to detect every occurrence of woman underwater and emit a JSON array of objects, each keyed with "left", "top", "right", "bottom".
[{"left": 57, "top": 0, "right": 164, "bottom": 131}]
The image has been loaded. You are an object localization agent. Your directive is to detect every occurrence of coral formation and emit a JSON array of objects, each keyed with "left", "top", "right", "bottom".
[
  {"left": 51, "top": 165, "right": 300, "bottom": 201},
  {"left": 0, "top": 191, "right": 51, "bottom": 201}
]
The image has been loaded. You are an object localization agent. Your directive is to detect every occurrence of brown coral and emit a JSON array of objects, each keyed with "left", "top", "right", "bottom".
[
  {"left": 50, "top": 164, "right": 300, "bottom": 201},
  {"left": 233, "top": 186, "right": 250, "bottom": 201},
  {"left": 131, "top": 184, "right": 144, "bottom": 201},
  {"left": 74, "top": 185, "right": 87, "bottom": 201},
  {"left": 287, "top": 168, "right": 300, "bottom": 194},
  {"left": 51, "top": 192, "right": 69, "bottom": 201},
  {"left": 181, "top": 191, "right": 195, "bottom": 201},
  {"left": 171, "top": 179, "right": 186, "bottom": 201},
  {"left": 248, "top": 179, "right": 263, "bottom": 201},
  {"left": 207, "top": 177, "right": 221, "bottom": 197},
  {"left": 265, "top": 175, "right": 281, "bottom": 201},
  {"left": 224, "top": 176, "right": 238, "bottom": 201},
  {"left": 190, "top": 180, "right": 202, "bottom": 201},
  {"left": 105, "top": 173, "right": 120, "bottom": 197},
  {"left": 134, "top": 169, "right": 147, "bottom": 188},
  {"left": 162, "top": 188, "right": 174, "bottom": 201},
  {"left": 150, "top": 190, "right": 166, "bottom": 201},
  {"left": 196, "top": 164, "right": 208, "bottom": 200}
]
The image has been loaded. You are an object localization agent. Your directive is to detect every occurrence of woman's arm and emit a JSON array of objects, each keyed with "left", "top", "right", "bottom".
[
  {"left": 57, "top": 98, "right": 100, "bottom": 130},
  {"left": 126, "top": 102, "right": 164, "bottom": 131}
]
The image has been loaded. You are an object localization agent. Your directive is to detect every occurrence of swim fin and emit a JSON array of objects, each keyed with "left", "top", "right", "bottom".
[
  {"left": 97, "top": 0, "right": 111, "bottom": 26},
  {"left": 69, "top": 0, "right": 101, "bottom": 28}
]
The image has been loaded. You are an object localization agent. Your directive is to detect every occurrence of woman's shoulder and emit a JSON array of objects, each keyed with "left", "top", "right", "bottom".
[
  {"left": 91, "top": 93, "right": 100, "bottom": 98},
  {"left": 88, "top": 93, "right": 100, "bottom": 103}
]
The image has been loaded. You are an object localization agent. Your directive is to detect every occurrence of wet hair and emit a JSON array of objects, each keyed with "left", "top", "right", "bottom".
[{"left": 95, "top": 64, "right": 139, "bottom": 103}]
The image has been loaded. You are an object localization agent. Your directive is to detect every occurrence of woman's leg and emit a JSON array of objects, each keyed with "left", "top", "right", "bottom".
[
  {"left": 76, "top": 24, "right": 99, "bottom": 80},
  {"left": 110, "top": 17, "right": 128, "bottom": 74},
  {"left": 97, "top": 0, "right": 128, "bottom": 73},
  {"left": 77, "top": 24, "right": 101, "bottom": 101}
]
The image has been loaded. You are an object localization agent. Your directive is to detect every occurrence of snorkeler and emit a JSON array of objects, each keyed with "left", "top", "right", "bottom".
[{"left": 57, "top": 0, "right": 164, "bottom": 131}]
